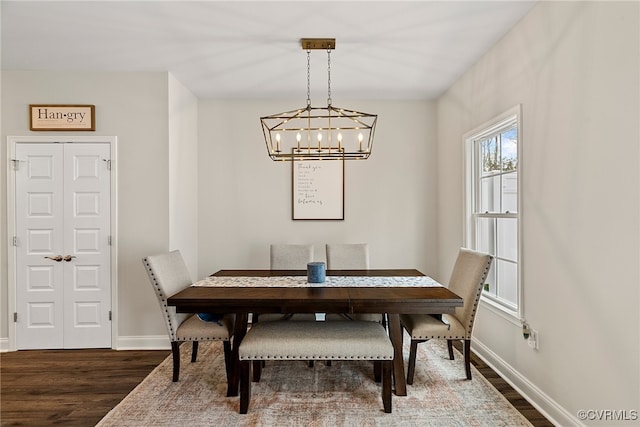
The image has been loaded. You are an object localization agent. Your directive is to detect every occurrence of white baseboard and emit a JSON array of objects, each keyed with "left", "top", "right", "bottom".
[
  {"left": 115, "top": 335, "right": 171, "bottom": 350},
  {"left": 472, "top": 339, "right": 581, "bottom": 427},
  {"left": 0, "top": 335, "right": 170, "bottom": 352}
]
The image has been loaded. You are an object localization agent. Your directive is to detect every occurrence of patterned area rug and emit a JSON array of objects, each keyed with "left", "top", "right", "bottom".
[{"left": 97, "top": 338, "right": 532, "bottom": 426}]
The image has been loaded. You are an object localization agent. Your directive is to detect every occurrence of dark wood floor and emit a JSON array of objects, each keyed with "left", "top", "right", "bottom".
[{"left": 1, "top": 344, "right": 553, "bottom": 426}]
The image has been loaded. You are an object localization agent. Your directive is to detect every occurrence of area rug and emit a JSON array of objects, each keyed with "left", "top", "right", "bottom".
[{"left": 97, "top": 337, "right": 532, "bottom": 426}]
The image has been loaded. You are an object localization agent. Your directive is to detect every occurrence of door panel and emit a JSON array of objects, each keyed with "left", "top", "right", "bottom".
[
  {"left": 63, "top": 143, "right": 111, "bottom": 348},
  {"left": 16, "top": 144, "right": 64, "bottom": 349},
  {"left": 15, "top": 142, "right": 111, "bottom": 349}
]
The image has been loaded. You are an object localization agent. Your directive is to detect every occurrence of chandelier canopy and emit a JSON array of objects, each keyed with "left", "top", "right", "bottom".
[{"left": 261, "top": 38, "right": 377, "bottom": 161}]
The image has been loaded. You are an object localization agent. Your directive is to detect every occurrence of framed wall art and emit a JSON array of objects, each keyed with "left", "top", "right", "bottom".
[{"left": 292, "top": 155, "right": 344, "bottom": 220}]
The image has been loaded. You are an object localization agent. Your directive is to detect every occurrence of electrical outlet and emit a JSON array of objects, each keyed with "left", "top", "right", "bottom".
[{"left": 527, "top": 329, "right": 539, "bottom": 350}]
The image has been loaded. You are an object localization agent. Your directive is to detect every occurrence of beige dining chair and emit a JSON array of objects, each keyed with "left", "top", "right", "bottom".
[
  {"left": 143, "top": 250, "right": 234, "bottom": 385},
  {"left": 325, "top": 243, "right": 383, "bottom": 324},
  {"left": 259, "top": 244, "right": 317, "bottom": 322},
  {"left": 400, "top": 248, "right": 493, "bottom": 383},
  {"left": 270, "top": 243, "right": 314, "bottom": 270},
  {"left": 326, "top": 243, "right": 370, "bottom": 270}
]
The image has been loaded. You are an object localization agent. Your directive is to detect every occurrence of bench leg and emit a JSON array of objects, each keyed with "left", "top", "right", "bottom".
[
  {"left": 373, "top": 360, "right": 382, "bottom": 383},
  {"left": 252, "top": 360, "right": 262, "bottom": 382},
  {"left": 240, "top": 360, "right": 251, "bottom": 414},
  {"left": 382, "top": 360, "right": 392, "bottom": 413}
]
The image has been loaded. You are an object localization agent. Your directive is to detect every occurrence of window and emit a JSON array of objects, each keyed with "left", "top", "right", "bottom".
[{"left": 465, "top": 106, "right": 521, "bottom": 316}]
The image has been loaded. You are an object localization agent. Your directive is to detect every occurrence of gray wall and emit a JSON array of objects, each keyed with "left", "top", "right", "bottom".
[
  {"left": 1, "top": 70, "right": 172, "bottom": 342},
  {"left": 196, "top": 99, "right": 437, "bottom": 276},
  {"left": 436, "top": 2, "right": 639, "bottom": 424}
]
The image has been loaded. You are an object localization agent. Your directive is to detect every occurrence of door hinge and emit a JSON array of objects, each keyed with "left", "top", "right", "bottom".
[
  {"left": 103, "top": 159, "right": 112, "bottom": 170},
  {"left": 14, "top": 312, "right": 18, "bottom": 322},
  {"left": 109, "top": 311, "right": 112, "bottom": 321},
  {"left": 13, "top": 236, "right": 18, "bottom": 247},
  {"left": 11, "top": 159, "right": 21, "bottom": 171}
]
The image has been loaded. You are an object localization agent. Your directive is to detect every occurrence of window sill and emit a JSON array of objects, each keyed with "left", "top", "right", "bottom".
[{"left": 479, "top": 296, "right": 521, "bottom": 326}]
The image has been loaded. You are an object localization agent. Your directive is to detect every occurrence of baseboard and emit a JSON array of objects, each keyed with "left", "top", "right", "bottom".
[
  {"left": 472, "top": 339, "right": 580, "bottom": 427},
  {"left": 0, "top": 335, "right": 170, "bottom": 352},
  {"left": 115, "top": 335, "right": 171, "bottom": 350}
]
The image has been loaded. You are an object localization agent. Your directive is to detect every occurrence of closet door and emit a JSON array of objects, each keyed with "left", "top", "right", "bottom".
[{"left": 15, "top": 142, "right": 111, "bottom": 349}]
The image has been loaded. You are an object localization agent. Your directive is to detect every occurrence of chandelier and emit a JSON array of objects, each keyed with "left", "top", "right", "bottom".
[{"left": 261, "top": 38, "right": 377, "bottom": 161}]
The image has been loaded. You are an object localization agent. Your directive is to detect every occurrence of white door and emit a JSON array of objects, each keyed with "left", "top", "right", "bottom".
[{"left": 15, "top": 142, "right": 112, "bottom": 349}]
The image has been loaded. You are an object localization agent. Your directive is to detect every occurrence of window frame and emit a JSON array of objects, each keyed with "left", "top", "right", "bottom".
[{"left": 463, "top": 105, "right": 523, "bottom": 322}]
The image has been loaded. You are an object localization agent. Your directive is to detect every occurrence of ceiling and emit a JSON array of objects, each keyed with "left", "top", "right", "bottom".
[{"left": 1, "top": 1, "right": 536, "bottom": 100}]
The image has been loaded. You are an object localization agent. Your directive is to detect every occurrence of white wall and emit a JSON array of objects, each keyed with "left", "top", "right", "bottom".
[
  {"left": 0, "top": 70, "right": 172, "bottom": 344},
  {"left": 168, "top": 73, "right": 199, "bottom": 276},
  {"left": 197, "top": 99, "right": 438, "bottom": 278},
  {"left": 437, "top": 2, "right": 639, "bottom": 425}
]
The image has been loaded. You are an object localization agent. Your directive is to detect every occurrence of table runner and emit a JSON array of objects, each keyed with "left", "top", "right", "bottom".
[{"left": 193, "top": 275, "right": 442, "bottom": 288}]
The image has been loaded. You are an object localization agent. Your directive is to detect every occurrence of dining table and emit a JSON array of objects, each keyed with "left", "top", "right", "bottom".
[{"left": 167, "top": 269, "right": 463, "bottom": 397}]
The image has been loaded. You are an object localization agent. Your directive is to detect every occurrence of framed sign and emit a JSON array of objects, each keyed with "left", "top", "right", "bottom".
[
  {"left": 30, "top": 104, "right": 95, "bottom": 131},
  {"left": 292, "top": 156, "right": 344, "bottom": 220}
]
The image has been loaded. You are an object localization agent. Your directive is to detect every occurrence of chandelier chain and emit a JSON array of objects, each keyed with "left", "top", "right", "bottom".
[
  {"left": 306, "top": 50, "right": 311, "bottom": 107},
  {"left": 327, "top": 48, "right": 332, "bottom": 106}
]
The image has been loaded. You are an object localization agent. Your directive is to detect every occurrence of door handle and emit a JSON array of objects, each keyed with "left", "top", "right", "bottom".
[
  {"left": 63, "top": 255, "right": 77, "bottom": 262},
  {"left": 44, "top": 255, "right": 63, "bottom": 262}
]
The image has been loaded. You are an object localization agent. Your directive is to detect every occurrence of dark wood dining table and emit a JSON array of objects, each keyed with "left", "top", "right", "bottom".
[{"left": 167, "top": 269, "right": 463, "bottom": 397}]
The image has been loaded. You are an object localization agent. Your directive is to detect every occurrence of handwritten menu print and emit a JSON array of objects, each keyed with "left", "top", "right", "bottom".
[{"left": 292, "top": 160, "right": 344, "bottom": 220}]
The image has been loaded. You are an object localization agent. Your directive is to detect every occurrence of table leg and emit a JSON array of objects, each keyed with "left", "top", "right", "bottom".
[
  {"left": 227, "top": 312, "right": 248, "bottom": 397},
  {"left": 387, "top": 313, "right": 407, "bottom": 396}
]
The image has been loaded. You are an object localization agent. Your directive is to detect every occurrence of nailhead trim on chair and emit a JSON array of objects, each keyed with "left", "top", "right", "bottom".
[
  {"left": 462, "top": 257, "right": 492, "bottom": 337},
  {"left": 143, "top": 258, "right": 178, "bottom": 341}
]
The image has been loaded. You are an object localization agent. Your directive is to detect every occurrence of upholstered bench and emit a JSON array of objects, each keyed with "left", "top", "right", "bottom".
[{"left": 238, "top": 320, "right": 394, "bottom": 414}]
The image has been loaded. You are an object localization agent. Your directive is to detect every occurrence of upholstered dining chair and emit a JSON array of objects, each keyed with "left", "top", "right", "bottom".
[
  {"left": 270, "top": 243, "right": 314, "bottom": 270},
  {"left": 400, "top": 248, "right": 493, "bottom": 383},
  {"left": 259, "top": 244, "right": 317, "bottom": 323},
  {"left": 143, "top": 250, "right": 234, "bottom": 384},
  {"left": 325, "top": 243, "right": 370, "bottom": 270},
  {"left": 325, "top": 243, "right": 383, "bottom": 324}
]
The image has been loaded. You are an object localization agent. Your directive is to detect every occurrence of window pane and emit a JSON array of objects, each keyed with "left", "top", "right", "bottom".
[
  {"left": 479, "top": 175, "right": 500, "bottom": 212},
  {"left": 483, "top": 262, "right": 497, "bottom": 297},
  {"left": 502, "top": 171, "right": 518, "bottom": 213},
  {"left": 496, "top": 259, "right": 518, "bottom": 306},
  {"left": 501, "top": 128, "right": 518, "bottom": 172},
  {"left": 476, "top": 217, "right": 495, "bottom": 256},
  {"left": 481, "top": 137, "right": 500, "bottom": 174},
  {"left": 497, "top": 217, "right": 518, "bottom": 262}
]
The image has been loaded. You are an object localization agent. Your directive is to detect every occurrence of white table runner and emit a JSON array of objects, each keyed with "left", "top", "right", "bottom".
[{"left": 193, "top": 275, "right": 442, "bottom": 288}]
